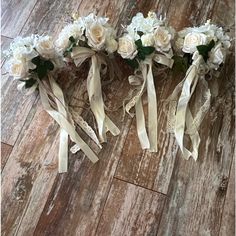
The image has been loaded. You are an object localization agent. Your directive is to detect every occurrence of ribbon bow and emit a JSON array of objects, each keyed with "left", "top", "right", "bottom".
[
  {"left": 170, "top": 54, "right": 211, "bottom": 160},
  {"left": 71, "top": 47, "right": 120, "bottom": 143},
  {"left": 125, "top": 54, "right": 174, "bottom": 152}
]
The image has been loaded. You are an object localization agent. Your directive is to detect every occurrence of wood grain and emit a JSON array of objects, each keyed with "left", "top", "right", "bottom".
[
  {"left": 1, "top": 0, "right": 235, "bottom": 235},
  {"left": 157, "top": 53, "right": 235, "bottom": 235},
  {"left": 1, "top": 35, "right": 12, "bottom": 66},
  {"left": 3, "top": 0, "right": 135, "bottom": 235},
  {"left": 1, "top": 142, "right": 13, "bottom": 170},
  {"left": 96, "top": 178, "right": 166, "bottom": 236},
  {"left": 1, "top": 0, "right": 38, "bottom": 38},
  {"left": 115, "top": 75, "right": 179, "bottom": 194},
  {"left": 33, "top": 79, "right": 133, "bottom": 236},
  {"left": 219, "top": 156, "right": 235, "bottom": 236}
]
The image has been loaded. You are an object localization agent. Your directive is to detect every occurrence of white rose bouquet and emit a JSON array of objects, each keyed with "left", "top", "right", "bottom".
[
  {"left": 56, "top": 13, "right": 120, "bottom": 148},
  {"left": 4, "top": 35, "right": 99, "bottom": 173},
  {"left": 117, "top": 12, "right": 174, "bottom": 152},
  {"left": 168, "top": 20, "right": 231, "bottom": 160}
]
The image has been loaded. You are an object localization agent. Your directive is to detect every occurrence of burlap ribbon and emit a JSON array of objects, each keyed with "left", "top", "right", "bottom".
[
  {"left": 38, "top": 75, "right": 99, "bottom": 173},
  {"left": 71, "top": 47, "right": 120, "bottom": 143},
  {"left": 125, "top": 54, "right": 174, "bottom": 152},
  {"left": 169, "top": 54, "right": 211, "bottom": 160}
]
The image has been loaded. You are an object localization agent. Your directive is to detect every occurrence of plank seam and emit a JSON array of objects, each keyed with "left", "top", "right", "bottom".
[{"left": 113, "top": 176, "right": 167, "bottom": 197}]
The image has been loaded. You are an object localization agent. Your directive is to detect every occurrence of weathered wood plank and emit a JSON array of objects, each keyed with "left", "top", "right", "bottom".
[
  {"left": 1, "top": 0, "right": 38, "bottom": 38},
  {"left": 157, "top": 52, "right": 235, "bottom": 235},
  {"left": 96, "top": 178, "right": 166, "bottom": 236},
  {"left": 1, "top": 102, "right": 60, "bottom": 235},
  {"left": 1, "top": 78, "right": 37, "bottom": 145},
  {"left": 1, "top": 142, "right": 13, "bottom": 170},
  {"left": 115, "top": 76, "right": 179, "bottom": 194},
  {"left": 1, "top": 35, "right": 12, "bottom": 66},
  {"left": 219, "top": 156, "right": 235, "bottom": 236}
]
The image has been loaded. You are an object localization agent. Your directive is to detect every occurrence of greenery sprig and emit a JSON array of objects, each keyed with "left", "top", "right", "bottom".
[{"left": 125, "top": 39, "right": 155, "bottom": 69}]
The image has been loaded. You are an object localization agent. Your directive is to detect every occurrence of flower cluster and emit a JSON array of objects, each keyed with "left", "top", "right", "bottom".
[
  {"left": 4, "top": 35, "right": 62, "bottom": 93},
  {"left": 56, "top": 13, "right": 118, "bottom": 55},
  {"left": 117, "top": 12, "right": 174, "bottom": 68},
  {"left": 176, "top": 20, "right": 231, "bottom": 70}
]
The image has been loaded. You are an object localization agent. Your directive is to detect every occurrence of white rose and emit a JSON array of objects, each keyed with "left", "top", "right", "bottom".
[
  {"left": 183, "top": 32, "right": 207, "bottom": 53},
  {"left": 35, "top": 36, "right": 55, "bottom": 58},
  {"left": 117, "top": 35, "right": 138, "bottom": 59},
  {"left": 153, "top": 27, "right": 172, "bottom": 52},
  {"left": 13, "top": 45, "right": 38, "bottom": 61},
  {"left": 7, "top": 59, "right": 29, "bottom": 78},
  {"left": 106, "top": 38, "right": 118, "bottom": 54},
  {"left": 141, "top": 33, "right": 154, "bottom": 46},
  {"left": 86, "top": 23, "right": 106, "bottom": 50},
  {"left": 208, "top": 44, "right": 226, "bottom": 69},
  {"left": 56, "top": 23, "right": 84, "bottom": 51}
]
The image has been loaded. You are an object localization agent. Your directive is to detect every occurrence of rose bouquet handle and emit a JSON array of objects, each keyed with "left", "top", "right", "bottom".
[
  {"left": 169, "top": 20, "right": 231, "bottom": 160},
  {"left": 56, "top": 13, "right": 120, "bottom": 145},
  {"left": 4, "top": 35, "right": 99, "bottom": 173},
  {"left": 118, "top": 12, "right": 174, "bottom": 152}
]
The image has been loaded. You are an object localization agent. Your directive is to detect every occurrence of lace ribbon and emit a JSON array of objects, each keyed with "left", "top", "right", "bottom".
[
  {"left": 38, "top": 75, "right": 99, "bottom": 173},
  {"left": 169, "top": 54, "right": 211, "bottom": 160},
  {"left": 71, "top": 47, "right": 120, "bottom": 143},
  {"left": 125, "top": 54, "right": 174, "bottom": 152}
]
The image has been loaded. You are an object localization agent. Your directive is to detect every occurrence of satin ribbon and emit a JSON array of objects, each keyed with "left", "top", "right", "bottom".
[
  {"left": 173, "top": 54, "right": 210, "bottom": 160},
  {"left": 71, "top": 47, "right": 120, "bottom": 143},
  {"left": 125, "top": 55, "right": 174, "bottom": 152},
  {"left": 38, "top": 76, "right": 99, "bottom": 173}
]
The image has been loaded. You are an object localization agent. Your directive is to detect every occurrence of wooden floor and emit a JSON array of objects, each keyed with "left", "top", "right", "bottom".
[{"left": 1, "top": 0, "right": 235, "bottom": 235}]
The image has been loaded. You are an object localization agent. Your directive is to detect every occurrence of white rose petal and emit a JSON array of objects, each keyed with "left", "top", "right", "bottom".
[
  {"left": 117, "top": 35, "right": 137, "bottom": 59},
  {"left": 154, "top": 27, "right": 172, "bottom": 52},
  {"left": 86, "top": 23, "right": 106, "bottom": 50},
  {"left": 141, "top": 33, "right": 154, "bottom": 46},
  {"left": 56, "top": 23, "right": 84, "bottom": 51},
  {"left": 208, "top": 43, "right": 226, "bottom": 69},
  {"left": 183, "top": 32, "right": 207, "bottom": 53},
  {"left": 7, "top": 59, "right": 29, "bottom": 78},
  {"left": 35, "top": 36, "right": 55, "bottom": 59},
  {"left": 106, "top": 38, "right": 118, "bottom": 54}
]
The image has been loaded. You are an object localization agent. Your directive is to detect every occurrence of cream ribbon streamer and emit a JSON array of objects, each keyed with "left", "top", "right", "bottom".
[
  {"left": 38, "top": 76, "right": 99, "bottom": 173},
  {"left": 71, "top": 47, "right": 120, "bottom": 143},
  {"left": 125, "top": 55, "right": 174, "bottom": 152},
  {"left": 173, "top": 54, "right": 209, "bottom": 160}
]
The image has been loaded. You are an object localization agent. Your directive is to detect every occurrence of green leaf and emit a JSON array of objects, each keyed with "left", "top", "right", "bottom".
[
  {"left": 20, "top": 78, "right": 36, "bottom": 88},
  {"left": 173, "top": 55, "right": 189, "bottom": 73},
  {"left": 137, "top": 31, "right": 144, "bottom": 37},
  {"left": 44, "top": 60, "right": 54, "bottom": 71},
  {"left": 69, "top": 36, "right": 76, "bottom": 43},
  {"left": 196, "top": 40, "right": 215, "bottom": 62},
  {"left": 36, "top": 65, "right": 48, "bottom": 79},
  {"left": 135, "top": 39, "right": 142, "bottom": 48},
  {"left": 140, "top": 46, "right": 155, "bottom": 55},
  {"left": 31, "top": 56, "right": 41, "bottom": 66},
  {"left": 137, "top": 51, "right": 145, "bottom": 60},
  {"left": 125, "top": 58, "right": 139, "bottom": 69}
]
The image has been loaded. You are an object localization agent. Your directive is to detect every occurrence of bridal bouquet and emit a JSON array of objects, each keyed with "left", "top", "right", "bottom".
[
  {"left": 4, "top": 35, "right": 99, "bottom": 173},
  {"left": 169, "top": 20, "right": 231, "bottom": 160},
  {"left": 56, "top": 13, "right": 120, "bottom": 151},
  {"left": 117, "top": 12, "right": 174, "bottom": 152}
]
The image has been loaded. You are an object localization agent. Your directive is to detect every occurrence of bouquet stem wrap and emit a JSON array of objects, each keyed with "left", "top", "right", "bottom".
[
  {"left": 38, "top": 75, "right": 99, "bottom": 173},
  {"left": 71, "top": 47, "right": 120, "bottom": 143},
  {"left": 125, "top": 55, "right": 173, "bottom": 152},
  {"left": 169, "top": 54, "right": 211, "bottom": 160}
]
